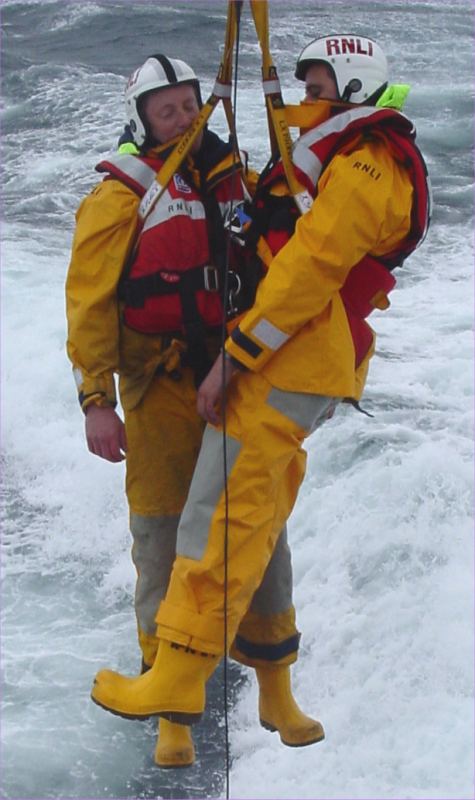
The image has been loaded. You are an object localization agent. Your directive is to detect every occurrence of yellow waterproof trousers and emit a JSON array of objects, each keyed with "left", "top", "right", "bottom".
[
  {"left": 124, "top": 368, "right": 302, "bottom": 668},
  {"left": 156, "top": 370, "right": 337, "bottom": 657}
]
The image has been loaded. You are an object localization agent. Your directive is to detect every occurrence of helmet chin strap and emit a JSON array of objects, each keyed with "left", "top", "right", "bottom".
[{"left": 341, "top": 78, "right": 363, "bottom": 102}]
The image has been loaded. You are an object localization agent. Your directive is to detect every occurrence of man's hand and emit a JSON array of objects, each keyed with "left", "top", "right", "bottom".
[
  {"left": 197, "top": 352, "right": 240, "bottom": 425},
  {"left": 85, "top": 405, "right": 127, "bottom": 463}
]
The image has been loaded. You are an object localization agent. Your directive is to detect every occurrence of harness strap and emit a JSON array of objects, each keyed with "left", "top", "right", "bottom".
[
  {"left": 179, "top": 291, "right": 212, "bottom": 388},
  {"left": 138, "top": 1, "right": 243, "bottom": 224},
  {"left": 249, "top": 0, "right": 313, "bottom": 214},
  {"left": 119, "top": 264, "right": 219, "bottom": 308}
]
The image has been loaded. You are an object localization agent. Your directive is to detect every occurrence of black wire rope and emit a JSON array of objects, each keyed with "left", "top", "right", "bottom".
[{"left": 220, "top": 4, "right": 243, "bottom": 798}]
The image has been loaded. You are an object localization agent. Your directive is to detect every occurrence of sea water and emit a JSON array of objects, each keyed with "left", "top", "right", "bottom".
[{"left": 1, "top": 1, "right": 474, "bottom": 798}]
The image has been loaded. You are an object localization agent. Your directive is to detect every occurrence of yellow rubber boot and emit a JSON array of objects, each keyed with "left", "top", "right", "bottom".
[
  {"left": 256, "top": 665, "right": 325, "bottom": 747},
  {"left": 91, "top": 641, "right": 218, "bottom": 724},
  {"left": 154, "top": 718, "right": 195, "bottom": 768},
  {"left": 138, "top": 628, "right": 159, "bottom": 672}
]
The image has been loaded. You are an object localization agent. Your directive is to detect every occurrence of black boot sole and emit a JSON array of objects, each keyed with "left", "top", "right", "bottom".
[
  {"left": 260, "top": 717, "right": 325, "bottom": 747},
  {"left": 91, "top": 694, "right": 202, "bottom": 725}
]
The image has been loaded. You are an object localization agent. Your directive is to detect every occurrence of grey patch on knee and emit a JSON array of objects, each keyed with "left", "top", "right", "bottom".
[
  {"left": 177, "top": 425, "right": 241, "bottom": 561},
  {"left": 267, "top": 388, "right": 338, "bottom": 433},
  {"left": 130, "top": 513, "right": 179, "bottom": 634},
  {"left": 250, "top": 526, "right": 293, "bottom": 615}
]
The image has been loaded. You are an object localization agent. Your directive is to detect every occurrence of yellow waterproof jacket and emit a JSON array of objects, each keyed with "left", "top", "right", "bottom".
[
  {"left": 226, "top": 133, "right": 415, "bottom": 400},
  {"left": 66, "top": 143, "right": 240, "bottom": 412}
]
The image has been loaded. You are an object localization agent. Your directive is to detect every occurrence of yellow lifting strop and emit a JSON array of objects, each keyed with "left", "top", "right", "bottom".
[{"left": 138, "top": 0, "right": 313, "bottom": 224}]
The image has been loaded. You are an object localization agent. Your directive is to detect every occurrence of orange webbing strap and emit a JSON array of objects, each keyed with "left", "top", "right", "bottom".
[
  {"left": 249, "top": 0, "right": 313, "bottom": 214},
  {"left": 138, "top": 0, "right": 243, "bottom": 224}
]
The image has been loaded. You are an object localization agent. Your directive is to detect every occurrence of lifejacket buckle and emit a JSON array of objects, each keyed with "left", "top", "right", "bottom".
[{"left": 203, "top": 266, "right": 219, "bottom": 292}]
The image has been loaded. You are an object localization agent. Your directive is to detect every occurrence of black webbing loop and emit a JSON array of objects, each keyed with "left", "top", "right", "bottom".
[{"left": 179, "top": 288, "right": 213, "bottom": 389}]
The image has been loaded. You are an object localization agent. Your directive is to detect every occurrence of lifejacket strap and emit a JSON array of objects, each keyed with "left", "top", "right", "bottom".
[{"left": 119, "top": 264, "right": 219, "bottom": 308}]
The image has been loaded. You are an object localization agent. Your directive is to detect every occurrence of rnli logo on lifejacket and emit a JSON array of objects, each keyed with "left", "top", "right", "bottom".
[
  {"left": 159, "top": 271, "right": 180, "bottom": 283},
  {"left": 174, "top": 174, "right": 192, "bottom": 194},
  {"left": 325, "top": 37, "right": 374, "bottom": 57}
]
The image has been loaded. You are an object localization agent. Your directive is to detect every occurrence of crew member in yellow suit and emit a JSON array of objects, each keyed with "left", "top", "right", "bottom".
[
  {"left": 90, "top": 35, "right": 430, "bottom": 740},
  {"left": 67, "top": 53, "right": 317, "bottom": 768}
]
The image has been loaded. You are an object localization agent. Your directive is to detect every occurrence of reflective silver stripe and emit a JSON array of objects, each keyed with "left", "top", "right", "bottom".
[
  {"left": 251, "top": 319, "right": 289, "bottom": 350},
  {"left": 130, "top": 513, "right": 179, "bottom": 635},
  {"left": 300, "top": 106, "right": 382, "bottom": 148},
  {"left": 292, "top": 146, "right": 323, "bottom": 189},
  {"left": 250, "top": 526, "right": 292, "bottom": 615},
  {"left": 267, "top": 389, "right": 338, "bottom": 434},
  {"left": 293, "top": 106, "right": 385, "bottom": 189},
  {"left": 263, "top": 78, "right": 281, "bottom": 94},
  {"left": 142, "top": 191, "right": 206, "bottom": 231},
  {"left": 213, "top": 80, "right": 232, "bottom": 98},
  {"left": 103, "top": 153, "right": 157, "bottom": 190},
  {"left": 177, "top": 426, "right": 242, "bottom": 561},
  {"left": 73, "top": 367, "right": 83, "bottom": 388}
]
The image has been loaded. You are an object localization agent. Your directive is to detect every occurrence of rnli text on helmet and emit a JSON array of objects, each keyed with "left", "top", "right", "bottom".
[{"left": 325, "top": 38, "right": 374, "bottom": 57}]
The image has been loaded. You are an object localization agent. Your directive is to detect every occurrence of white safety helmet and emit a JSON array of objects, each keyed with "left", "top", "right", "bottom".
[
  {"left": 295, "top": 35, "right": 388, "bottom": 104},
  {"left": 125, "top": 54, "right": 201, "bottom": 146}
]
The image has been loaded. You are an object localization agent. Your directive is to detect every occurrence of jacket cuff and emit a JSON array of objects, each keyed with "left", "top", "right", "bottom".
[
  {"left": 73, "top": 369, "right": 117, "bottom": 412},
  {"left": 225, "top": 317, "right": 291, "bottom": 372},
  {"left": 223, "top": 351, "right": 248, "bottom": 372},
  {"left": 80, "top": 392, "right": 116, "bottom": 414}
]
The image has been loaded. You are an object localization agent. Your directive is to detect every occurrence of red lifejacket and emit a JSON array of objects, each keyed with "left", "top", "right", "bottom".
[
  {"left": 95, "top": 149, "right": 245, "bottom": 337},
  {"left": 250, "top": 106, "right": 431, "bottom": 367}
]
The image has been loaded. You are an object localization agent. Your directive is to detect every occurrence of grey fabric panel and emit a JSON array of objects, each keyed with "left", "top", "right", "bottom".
[
  {"left": 102, "top": 153, "right": 157, "bottom": 188},
  {"left": 251, "top": 319, "right": 290, "bottom": 350},
  {"left": 130, "top": 512, "right": 179, "bottom": 634},
  {"left": 250, "top": 525, "right": 293, "bottom": 615},
  {"left": 267, "top": 388, "right": 338, "bottom": 433},
  {"left": 177, "top": 425, "right": 241, "bottom": 561},
  {"left": 292, "top": 142, "right": 323, "bottom": 187}
]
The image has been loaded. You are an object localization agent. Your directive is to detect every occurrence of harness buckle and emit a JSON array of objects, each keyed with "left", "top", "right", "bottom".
[
  {"left": 227, "top": 271, "right": 242, "bottom": 316},
  {"left": 203, "top": 266, "right": 219, "bottom": 292}
]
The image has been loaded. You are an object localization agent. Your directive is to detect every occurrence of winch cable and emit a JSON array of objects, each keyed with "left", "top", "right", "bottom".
[
  {"left": 220, "top": 4, "right": 243, "bottom": 797},
  {"left": 218, "top": 2, "right": 312, "bottom": 793},
  {"left": 249, "top": 0, "right": 313, "bottom": 214},
  {"left": 137, "top": 0, "right": 240, "bottom": 225},
  {"left": 133, "top": 1, "right": 310, "bottom": 790}
]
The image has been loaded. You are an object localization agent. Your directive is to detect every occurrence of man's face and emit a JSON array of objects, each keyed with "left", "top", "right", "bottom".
[
  {"left": 143, "top": 83, "right": 203, "bottom": 152},
  {"left": 304, "top": 63, "right": 339, "bottom": 101}
]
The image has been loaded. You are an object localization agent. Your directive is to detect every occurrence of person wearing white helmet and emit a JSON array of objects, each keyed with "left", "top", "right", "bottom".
[
  {"left": 295, "top": 34, "right": 389, "bottom": 104},
  {"left": 67, "top": 53, "right": 310, "bottom": 768},
  {"left": 90, "top": 34, "right": 430, "bottom": 752},
  {"left": 124, "top": 54, "right": 203, "bottom": 149}
]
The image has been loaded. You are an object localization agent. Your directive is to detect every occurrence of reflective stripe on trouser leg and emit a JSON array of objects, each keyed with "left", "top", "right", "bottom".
[
  {"left": 231, "top": 525, "right": 301, "bottom": 668},
  {"left": 156, "top": 371, "right": 337, "bottom": 655},
  {"left": 236, "top": 384, "right": 338, "bottom": 666},
  {"left": 130, "top": 512, "right": 179, "bottom": 666},
  {"left": 124, "top": 369, "right": 205, "bottom": 664}
]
